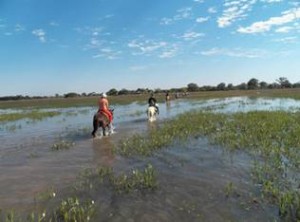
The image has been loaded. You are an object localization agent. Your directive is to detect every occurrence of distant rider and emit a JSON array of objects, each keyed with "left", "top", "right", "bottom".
[
  {"left": 165, "top": 91, "right": 170, "bottom": 102},
  {"left": 98, "top": 93, "right": 113, "bottom": 128},
  {"left": 148, "top": 93, "right": 159, "bottom": 114}
]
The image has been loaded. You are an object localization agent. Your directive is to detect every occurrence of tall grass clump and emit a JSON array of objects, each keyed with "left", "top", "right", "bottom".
[
  {"left": 51, "top": 197, "right": 95, "bottom": 222},
  {"left": 75, "top": 165, "right": 158, "bottom": 194}
]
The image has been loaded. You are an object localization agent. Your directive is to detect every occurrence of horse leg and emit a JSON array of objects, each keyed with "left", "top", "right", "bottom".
[
  {"left": 102, "top": 126, "right": 106, "bottom": 136},
  {"left": 92, "top": 116, "right": 98, "bottom": 137}
]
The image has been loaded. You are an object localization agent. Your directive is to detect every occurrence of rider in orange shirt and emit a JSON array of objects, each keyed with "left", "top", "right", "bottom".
[{"left": 98, "top": 93, "right": 113, "bottom": 124}]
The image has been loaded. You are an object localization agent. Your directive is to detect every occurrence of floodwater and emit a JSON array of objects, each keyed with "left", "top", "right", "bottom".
[{"left": 1, "top": 96, "right": 300, "bottom": 221}]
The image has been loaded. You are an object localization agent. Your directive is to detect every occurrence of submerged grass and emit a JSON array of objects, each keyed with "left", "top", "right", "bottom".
[
  {"left": 51, "top": 140, "right": 75, "bottom": 150},
  {"left": 0, "top": 164, "right": 157, "bottom": 222},
  {"left": 74, "top": 164, "right": 157, "bottom": 194},
  {"left": 116, "top": 110, "right": 300, "bottom": 221}
]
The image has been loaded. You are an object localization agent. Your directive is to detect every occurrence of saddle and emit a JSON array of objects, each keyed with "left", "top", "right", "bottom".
[{"left": 97, "top": 109, "right": 113, "bottom": 123}]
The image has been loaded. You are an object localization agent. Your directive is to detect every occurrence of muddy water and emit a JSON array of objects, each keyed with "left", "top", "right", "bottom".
[{"left": 1, "top": 97, "right": 300, "bottom": 220}]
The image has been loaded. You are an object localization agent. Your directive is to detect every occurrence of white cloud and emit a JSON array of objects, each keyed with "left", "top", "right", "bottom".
[
  {"left": 128, "top": 39, "right": 167, "bottom": 55},
  {"left": 181, "top": 31, "right": 204, "bottom": 40},
  {"left": 176, "top": 7, "right": 193, "bottom": 19},
  {"left": 128, "top": 38, "right": 178, "bottom": 58},
  {"left": 104, "top": 14, "right": 114, "bottom": 19},
  {"left": 32, "top": 29, "right": 46, "bottom": 43},
  {"left": 86, "top": 37, "right": 103, "bottom": 49},
  {"left": 273, "top": 36, "right": 298, "bottom": 43},
  {"left": 275, "top": 26, "right": 293, "bottom": 33},
  {"left": 201, "top": 47, "right": 267, "bottom": 58},
  {"left": 160, "top": 18, "right": 173, "bottom": 25},
  {"left": 208, "top": 7, "right": 217, "bottom": 14},
  {"left": 261, "top": 0, "right": 282, "bottom": 3},
  {"left": 93, "top": 47, "right": 122, "bottom": 60},
  {"left": 49, "top": 21, "right": 59, "bottom": 26},
  {"left": 196, "top": 17, "right": 209, "bottom": 23},
  {"left": 289, "top": 1, "right": 300, "bottom": 7},
  {"left": 217, "top": 0, "right": 257, "bottom": 28},
  {"left": 160, "top": 7, "right": 193, "bottom": 25},
  {"left": 75, "top": 26, "right": 103, "bottom": 36},
  {"left": 159, "top": 44, "right": 178, "bottom": 58},
  {"left": 194, "top": 0, "right": 204, "bottom": 3},
  {"left": 237, "top": 7, "right": 300, "bottom": 33}
]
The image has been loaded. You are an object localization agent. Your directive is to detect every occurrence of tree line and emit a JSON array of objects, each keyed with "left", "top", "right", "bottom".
[{"left": 1, "top": 77, "right": 299, "bottom": 101}]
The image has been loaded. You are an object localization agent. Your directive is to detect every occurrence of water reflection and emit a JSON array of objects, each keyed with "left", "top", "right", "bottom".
[
  {"left": 166, "top": 100, "right": 171, "bottom": 115},
  {"left": 92, "top": 137, "right": 115, "bottom": 167}
]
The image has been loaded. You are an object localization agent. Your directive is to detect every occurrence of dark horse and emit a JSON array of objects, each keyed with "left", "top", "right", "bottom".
[{"left": 91, "top": 109, "right": 114, "bottom": 138}]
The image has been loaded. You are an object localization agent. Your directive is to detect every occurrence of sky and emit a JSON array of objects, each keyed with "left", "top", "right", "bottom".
[{"left": 0, "top": 0, "right": 300, "bottom": 96}]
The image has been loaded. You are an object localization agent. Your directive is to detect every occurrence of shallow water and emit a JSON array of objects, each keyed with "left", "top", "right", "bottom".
[{"left": 1, "top": 97, "right": 300, "bottom": 220}]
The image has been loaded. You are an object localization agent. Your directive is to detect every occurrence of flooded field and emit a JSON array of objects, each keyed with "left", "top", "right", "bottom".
[{"left": 1, "top": 97, "right": 300, "bottom": 221}]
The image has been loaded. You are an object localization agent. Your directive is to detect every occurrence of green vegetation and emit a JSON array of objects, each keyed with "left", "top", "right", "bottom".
[
  {"left": 52, "top": 197, "right": 95, "bottom": 222},
  {"left": 111, "top": 164, "right": 157, "bottom": 193},
  {"left": 115, "top": 110, "right": 300, "bottom": 221},
  {"left": 1, "top": 88, "right": 300, "bottom": 110},
  {"left": 74, "top": 165, "right": 157, "bottom": 194},
  {"left": 0, "top": 110, "right": 61, "bottom": 122}
]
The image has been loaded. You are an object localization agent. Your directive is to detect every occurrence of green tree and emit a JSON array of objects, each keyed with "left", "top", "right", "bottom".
[
  {"left": 64, "top": 92, "right": 79, "bottom": 98},
  {"left": 107, "top": 88, "right": 118, "bottom": 96},
  {"left": 259, "top": 81, "right": 268, "bottom": 89},
  {"left": 217, "top": 82, "right": 226, "bottom": 91},
  {"left": 187, "top": 83, "right": 199, "bottom": 92},
  {"left": 276, "top": 77, "right": 292, "bottom": 88},
  {"left": 293, "top": 82, "right": 300, "bottom": 88},
  {"left": 247, "top": 78, "right": 259, "bottom": 90},
  {"left": 227, "top": 83, "right": 234, "bottom": 90},
  {"left": 118, "top": 88, "right": 129, "bottom": 95},
  {"left": 237, "top": 83, "right": 247, "bottom": 90}
]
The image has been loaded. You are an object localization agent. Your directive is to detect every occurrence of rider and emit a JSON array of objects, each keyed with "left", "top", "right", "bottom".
[
  {"left": 165, "top": 91, "right": 170, "bottom": 102},
  {"left": 148, "top": 93, "right": 159, "bottom": 114},
  {"left": 98, "top": 92, "right": 113, "bottom": 128}
]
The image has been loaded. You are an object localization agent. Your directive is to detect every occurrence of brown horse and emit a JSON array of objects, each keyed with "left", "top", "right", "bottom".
[{"left": 91, "top": 109, "right": 114, "bottom": 138}]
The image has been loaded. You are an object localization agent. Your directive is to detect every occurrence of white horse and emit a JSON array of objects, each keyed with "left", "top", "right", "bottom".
[{"left": 147, "top": 106, "right": 157, "bottom": 122}]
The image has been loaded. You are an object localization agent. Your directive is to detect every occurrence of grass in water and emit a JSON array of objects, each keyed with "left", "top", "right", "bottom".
[
  {"left": 51, "top": 140, "right": 75, "bottom": 150},
  {"left": 0, "top": 110, "right": 61, "bottom": 122},
  {"left": 116, "top": 110, "right": 300, "bottom": 221},
  {"left": 0, "top": 164, "right": 157, "bottom": 222}
]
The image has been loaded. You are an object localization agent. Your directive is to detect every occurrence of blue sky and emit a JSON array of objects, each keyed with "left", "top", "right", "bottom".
[{"left": 0, "top": 0, "right": 299, "bottom": 96}]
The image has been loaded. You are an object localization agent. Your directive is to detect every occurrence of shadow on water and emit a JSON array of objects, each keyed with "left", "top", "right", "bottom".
[{"left": 1, "top": 97, "right": 300, "bottom": 220}]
